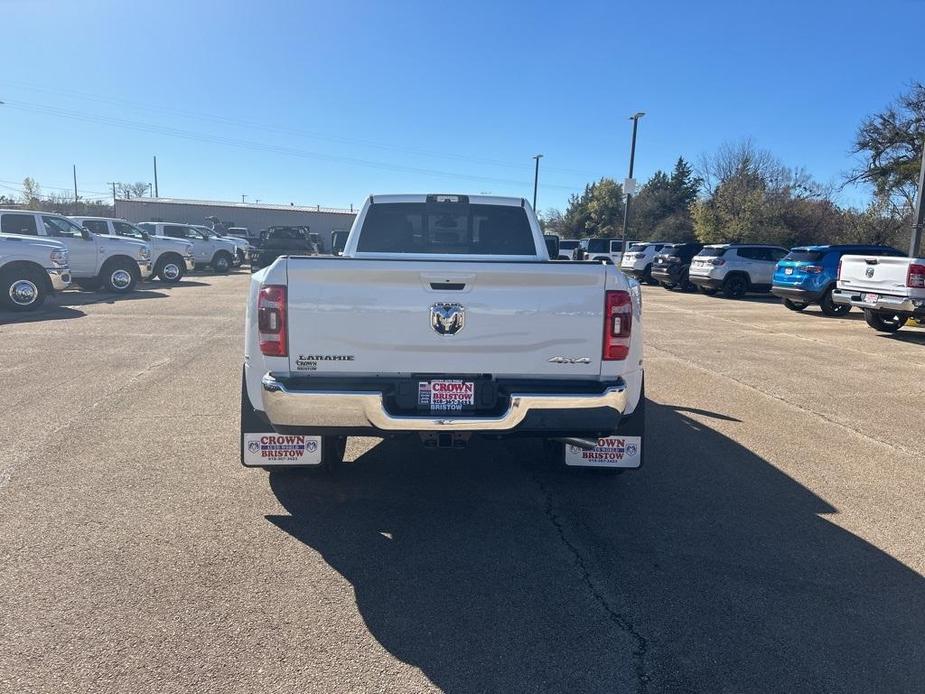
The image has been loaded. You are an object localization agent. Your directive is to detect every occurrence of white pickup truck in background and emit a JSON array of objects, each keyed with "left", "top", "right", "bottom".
[
  {"left": 241, "top": 194, "right": 645, "bottom": 473},
  {"left": 0, "top": 210, "right": 152, "bottom": 293},
  {"left": 72, "top": 216, "right": 196, "bottom": 283},
  {"left": 833, "top": 254, "right": 925, "bottom": 333},
  {"left": 0, "top": 233, "right": 71, "bottom": 311}
]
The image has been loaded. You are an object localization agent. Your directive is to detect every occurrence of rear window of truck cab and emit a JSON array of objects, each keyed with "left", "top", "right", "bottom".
[{"left": 357, "top": 202, "right": 537, "bottom": 255}]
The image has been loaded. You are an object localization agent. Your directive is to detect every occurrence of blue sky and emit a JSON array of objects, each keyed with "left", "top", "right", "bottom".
[{"left": 0, "top": 0, "right": 921, "bottom": 212}]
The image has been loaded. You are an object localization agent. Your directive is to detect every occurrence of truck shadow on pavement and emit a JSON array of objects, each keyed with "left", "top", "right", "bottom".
[{"left": 267, "top": 403, "right": 924, "bottom": 694}]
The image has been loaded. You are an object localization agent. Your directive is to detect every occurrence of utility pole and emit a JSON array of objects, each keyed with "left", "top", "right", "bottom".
[
  {"left": 72, "top": 165, "right": 79, "bottom": 206},
  {"left": 241, "top": 194, "right": 247, "bottom": 203},
  {"left": 532, "top": 154, "right": 543, "bottom": 210},
  {"left": 153, "top": 156, "right": 159, "bottom": 197},
  {"left": 910, "top": 144, "right": 925, "bottom": 257},
  {"left": 620, "top": 112, "right": 645, "bottom": 252},
  {"left": 107, "top": 182, "right": 118, "bottom": 208}
]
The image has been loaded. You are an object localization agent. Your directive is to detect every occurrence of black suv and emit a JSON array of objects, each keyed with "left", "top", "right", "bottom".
[{"left": 650, "top": 242, "right": 704, "bottom": 291}]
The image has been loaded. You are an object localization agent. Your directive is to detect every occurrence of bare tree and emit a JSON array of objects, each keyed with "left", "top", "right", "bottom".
[{"left": 117, "top": 181, "right": 151, "bottom": 199}]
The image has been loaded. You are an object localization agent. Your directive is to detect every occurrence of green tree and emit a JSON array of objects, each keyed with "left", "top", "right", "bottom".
[
  {"left": 21, "top": 177, "right": 41, "bottom": 209},
  {"left": 630, "top": 157, "right": 701, "bottom": 241},
  {"left": 849, "top": 82, "right": 924, "bottom": 213}
]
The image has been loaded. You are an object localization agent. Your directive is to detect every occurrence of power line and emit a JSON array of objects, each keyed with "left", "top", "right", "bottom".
[
  {"left": 2, "top": 99, "right": 583, "bottom": 192},
  {"left": 0, "top": 80, "right": 606, "bottom": 179}
]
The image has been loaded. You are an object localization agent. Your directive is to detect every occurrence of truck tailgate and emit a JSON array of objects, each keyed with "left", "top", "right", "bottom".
[
  {"left": 284, "top": 259, "right": 607, "bottom": 378},
  {"left": 838, "top": 255, "right": 921, "bottom": 297}
]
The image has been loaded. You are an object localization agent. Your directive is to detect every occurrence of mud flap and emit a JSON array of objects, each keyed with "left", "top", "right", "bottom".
[
  {"left": 563, "top": 381, "right": 646, "bottom": 470},
  {"left": 240, "top": 366, "right": 323, "bottom": 467}
]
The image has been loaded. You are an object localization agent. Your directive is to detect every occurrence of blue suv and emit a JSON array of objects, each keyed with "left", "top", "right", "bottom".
[{"left": 772, "top": 244, "right": 905, "bottom": 316}]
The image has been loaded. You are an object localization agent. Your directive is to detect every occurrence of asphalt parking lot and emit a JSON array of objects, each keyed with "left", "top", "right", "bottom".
[{"left": 1, "top": 275, "right": 923, "bottom": 694}]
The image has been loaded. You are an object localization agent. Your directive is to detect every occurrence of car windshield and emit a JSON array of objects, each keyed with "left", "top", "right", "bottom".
[
  {"left": 586, "top": 239, "right": 613, "bottom": 253},
  {"left": 784, "top": 249, "right": 826, "bottom": 262},
  {"left": 356, "top": 202, "right": 536, "bottom": 255},
  {"left": 699, "top": 247, "right": 727, "bottom": 257}
]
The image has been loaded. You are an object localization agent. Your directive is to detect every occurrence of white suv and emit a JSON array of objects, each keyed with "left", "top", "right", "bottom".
[
  {"left": 137, "top": 222, "right": 238, "bottom": 273},
  {"left": 619, "top": 241, "right": 669, "bottom": 283},
  {"left": 0, "top": 210, "right": 152, "bottom": 293},
  {"left": 689, "top": 244, "right": 789, "bottom": 298}
]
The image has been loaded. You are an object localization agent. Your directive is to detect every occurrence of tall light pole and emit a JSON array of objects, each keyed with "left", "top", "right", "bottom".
[
  {"left": 153, "top": 156, "right": 159, "bottom": 197},
  {"left": 532, "top": 154, "right": 543, "bottom": 210},
  {"left": 620, "top": 112, "right": 645, "bottom": 251}
]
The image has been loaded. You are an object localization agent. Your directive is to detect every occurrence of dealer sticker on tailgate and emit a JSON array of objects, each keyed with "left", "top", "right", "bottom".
[
  {"left": 242, "top": 434, "right": 322, "bottom": 466},
  {"left": 564, "top": 436, "right": 642, "bottom": 469},
  {"left": 418, "top": 380, "right": 475, "bottom": 411}
]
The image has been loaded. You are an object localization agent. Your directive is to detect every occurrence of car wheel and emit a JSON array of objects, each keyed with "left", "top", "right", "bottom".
[
  {"left": 679, "top": 272, "right": 696, "bottom": 291},
  {"left": 1, "top": 267, "right": 47, "bottom": 312},
  {"left": 157, "top": 253, "right": 185, "bottom": 283},
  {"left": 211, "top": 251, "right": 233, "bottom": 274},
  {"left": 698, "top": 286, "right": 718, "bottom": 296},
  {"left": 101, "top": 259, "right": 138, "bottom": 293},
  {"left": 643, "top": 265, "right": 658, "bottom": 285},
  {"left": 863, "top": 309, "right": 903, "bottom": 333},
  {"left": 819, "top": 288, "right": 850, "bottom": 317},
  {"left": 783, "top": 298, "right": 808, "bottom": 311},
  {"left": 722, "top": 274, "right": 748, "bottom": 299}
]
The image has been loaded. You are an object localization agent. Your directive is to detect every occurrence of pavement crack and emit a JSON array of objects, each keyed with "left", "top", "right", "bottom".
[{"left": 530, "top": 468, "right": 650, "bottom": 693}]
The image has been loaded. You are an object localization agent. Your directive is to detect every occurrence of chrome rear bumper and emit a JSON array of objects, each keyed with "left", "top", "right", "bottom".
[
  {"left": 832, "top": 288, "right": 925, "bottom": 314},
  {"left": 260, "top": 373, "right": 627, "bottom": 432}
]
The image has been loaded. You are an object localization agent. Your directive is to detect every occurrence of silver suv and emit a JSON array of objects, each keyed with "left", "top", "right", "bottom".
[{"left": 689, "top": 244, "right": 789, "bottom": 298}]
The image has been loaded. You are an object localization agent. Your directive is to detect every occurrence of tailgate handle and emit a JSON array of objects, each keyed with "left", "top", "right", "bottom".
[
  {"left": 864, "top": 258, "right": 879, "bottom": 265},
  {"left": 430, "top": 282, "right": 466, "bottom": 291}
]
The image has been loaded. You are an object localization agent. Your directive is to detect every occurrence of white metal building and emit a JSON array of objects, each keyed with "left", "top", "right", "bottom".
[{"left": 115, "top": 197, "right": 356, "bottom": 240}]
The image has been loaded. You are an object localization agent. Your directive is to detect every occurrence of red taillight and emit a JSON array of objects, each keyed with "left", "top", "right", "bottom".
[
  {"left": 908, "top": 263, "right": 925, "bottom": 288},
  {"left": 803, "top": 265, "right": 823, "bottom": 274},
  {"left": 711, "top": 258, "right": 725, "bottom": 266},
  {"left": 603, "top": 290, "right": 632, "bottom": 361},
  {"left": 258, "top": 285, "right": 288, "bottom": 356}
]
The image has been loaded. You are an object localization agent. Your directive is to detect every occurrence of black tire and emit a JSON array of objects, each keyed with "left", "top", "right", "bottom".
[
  {"left": 679, "top": 271, "right": 695, "bottom": 292},
  {"left": 863, "top": 309, "right": 903, "bottom": 333},
  {"left": 156, "top": 253, "right": 186, "bottom": 283},
  {"left": 211, "top": 251, "right": 233, "bottom": 274},
  {"left": 0, "top": 266, "right": 47, "bottom": 312},
  {"left": 819, "top": 287, "right": 850, "bottom": 317},
  {"left": 722, "top": 274, "right": 748, "bottom": 299},
  {"left": 698, "top": 286, "right": 719, "bottom": 296},
  {"left": 660, "top": 282, "right": 676, "bottom": 290},
  {"left": 783, "top": 298, "right": 808, "bottom": 311},
  {"left": 100, "top": 258, "right": 138, "bottom": 293}
]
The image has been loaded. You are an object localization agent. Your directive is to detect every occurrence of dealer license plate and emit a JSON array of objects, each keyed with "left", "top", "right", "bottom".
[
  {"left": 863, "top": 293, "right": 878, "bottom": 304},
  {"left": 242, "top": 434, "right": 322, "bottom": 466},
  {"left": 418, "top": 380, "right": 475, "bottom": 411},
  {"left": 564, "top": 436, "right": 642, "bottom": 469}
]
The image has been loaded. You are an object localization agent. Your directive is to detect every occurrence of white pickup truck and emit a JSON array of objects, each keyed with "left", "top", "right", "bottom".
[
  {"left": 833, "top": 254, "right": 925, "bottom": 332},
  {"left": 241, "top": 194, "right": 645, "bottom": 473},
  {"left": 0, "top": 210, "right": 152, "bottom": 293},
  {"left": 0, "top": 233, "right": 71, "bottom": 311},
  {"left": 72, "top": 216, "right": 195, "bottom": 283}
]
